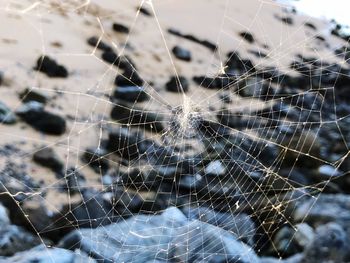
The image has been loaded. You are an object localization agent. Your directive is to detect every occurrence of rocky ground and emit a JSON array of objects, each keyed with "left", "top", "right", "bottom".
[{"left": 1, "top": 0, "right": 350, "bottom": 262}]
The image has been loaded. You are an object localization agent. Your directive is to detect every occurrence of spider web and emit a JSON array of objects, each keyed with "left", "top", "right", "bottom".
[{"left": 0, "top": 0, "right": 350, "bottom": 262}]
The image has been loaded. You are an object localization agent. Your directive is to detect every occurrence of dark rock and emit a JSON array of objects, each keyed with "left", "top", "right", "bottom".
[
  {"left": 2, "top": 244, "right": 96, "bottom": 263},
  {"left": 237, "top": 77, "right": 272, "bottom": 98},
  {"left": 114, "top": 86, "right": 149, "bottom": 103},
  {"left": 193, "top": 75, "right": 233, "bottom": 89},
  {"left": 304, "top": 22, "right": 317, "bottom": 30},
  {"left": 0, "top": 101, "right": 16, "bottom": 124},
  {"left": 112, "top": 23, "right": 130, "bottom": 34},
  {"left": 16, "top": 102, "right": 66, "bottom": 135},
  {"left": 101, "top": 50, "right": 118, "bottom": 64},
  {"left": 226, "top": 51, "right": 255, "bottom": 73},
  {"left": 87, "top": 36, "right": 112, "bottom": 52},
  {"left": 60, "top": 207, "right": 259, "bottom": 262},
  {"left": 239, "top": 31, "right": 255, "bottom": 43},
  {"left": 172, "top": 46, "right": 192, "bottom": 61},
  {"left": 276, "top": 16, "right": 293, "bottom": 25},
  {"left": 139, "top": 6, "right": 152, "bottom": 16},
  {"left": 114, "top": 71, "right": 143, "bottom": 87},
  {"left": 166, "top": 76, "right": 189, "bottom": 93},
  {"left": 168, "top": 28, "right": 217, "bottom": 51},
  {"left": 33, "top": 147, "right": 64, "bottom": 173},
  {"left": 0, "top": 204, "right": 42, "bottom": 256},
  {"left": 61, "top": 168, "right": 85, "bottom": 194},
  {"left": 111, "top": 103, "right": 164, "bottom": 133},
  {"left": 107, "top": 127, "right": 143, "bottom": 160},
  {"left": 19, "top": 88, "right": 49, "bottom": 104},
  {"left": 57, "top": 189, "right": 115, "bottom": 229},
  {"left": 34, "top": 56, "right": 68, "bottom": 78},
  {"left": 81, "top": 147, "right": 109, "bottom": 174}
]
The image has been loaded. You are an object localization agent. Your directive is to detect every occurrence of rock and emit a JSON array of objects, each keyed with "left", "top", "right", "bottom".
[
  {"left": 87, "top": 36, "right": 112, "bottom": 52},
  {"left": 34, "top": 56, "right": 68, "bottom": 78},
  {"left": 101, "top": 50, "right": 118, "bottom": 64},
  {"left": 239, "top": 31, "right": 255, "bottom": 43},
  {"left": 61, "top": 168, "right": 85, "bottom": 194},
  {"left": 226, "top": 51, "right": 255, "bottom": 73},
  {"left": 16, "top": 102, "right": 66, "bottom": 135},
  {"left": 193, "top": 75, "right": 233, "bottom": 89},
  {"left": 19, "top": 88, "right": 49, "bottom": 104},
  {"left": 172, "top": 46, "right": 191, "bottom": 61},
  {"left": 165, "top": 76, "right": 189, "bottom": 93},
  {"left": 110, "top": 103, "right": 164, "bottom": 133},
  {"left": 168, "top": 28, "right": 217, "bottom": 51},
  {"left": 113, "top": 86, "right": 149, "bottom": 102},
  {"left": 294, "top": 194, "right": 350, "bottom": 236},
  {"left": 2, "top": 244, "right": 96, "bottom": 263},
  {"left": 0, "top": 204, "right": 42, "bottom": 256},
  {"left": 107, "top": 127, "right": 143, "bottom": 160},
  {"left": 182, "top": 206, "right": 256, "bottom": 246},
  {"left": 60, "top": 207, "right": 260, "bottom": 262},
  {"left": 261, "top": 254, "right": 303, "bottom": 263},
  {"left": 304, "top": 22, "right": 317, "bottom": 30},
  {"left": 272, "top": 223, "right": 314, "bottom": 257},
  {"left": 139, "top": 6, "right": 152, "bottom": 16},
  {"left": 315, "top": 165, "right": 341, "bottom": 181},
  {"left": 237, "top": 77, "right": 271, "bottom": 98},
  {"left": 114, "top": 71, "right": 143, "bottom": 87},
  {"left": 205, "top": 160, "right": 226, "bottom": 176},
  {"left": 0, "top": 101, "right": 16, "bottom": 124},
  {"left": 112, "top": 23, "right": 129, "bottom": 34},
  {"left": 302, "top": 222, "right": 349, "bottom": 263},
  {"left": 81, "top": 147, "right": 109, "bottom": 174},
  {"left": 33, "top": 147, "right": 64, "bottom": 174},
  {"left": 294, "top": 223, "right": 314, "bottom": 249},
  {"left": 56, "top": 189, "right": 115, "bottom": 229}
]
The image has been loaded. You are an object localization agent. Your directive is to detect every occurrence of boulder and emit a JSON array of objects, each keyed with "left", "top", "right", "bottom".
[
  {"left": 60, "top": 207, "right": 260, "bottom": 262},
  {"left": 19, "top": 88, "right": 49, "bottom": 104},
  {"left": 1, "top": 245, "right": 96, "bottom": 263},
  {"left": 112, "top": 23, "right": 129, "bottom": 34}
]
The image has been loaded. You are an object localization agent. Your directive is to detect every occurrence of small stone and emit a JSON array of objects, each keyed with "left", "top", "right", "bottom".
[
  {"left": 166, "top": 76, "right": 189, "bottom": 93},
  {"left": 239, "top": 31, "right": 255, "bottom": 43},
  {"left": 33, "top": 147, "right": 63, "bottom": 173},
  {"left": 172, "top": 46, "right": 191, "bottom": 61},
  {"left": 113, "top": 23, "right": 130, "bottom": 34},
  {"left": 87, "top": 36, "right": 112, "bottom": 52},
  {"left": 16, "top": 102, "right": 66, "bottom": 135},
  {"left": 19, "top": 88, "right": 49, "bottom": 104},
  {"left": 114, "top": 86, "right": 149, "bottom": 103},
  {"left": 0, "top": 101, "right": 17, "bottom": 124},
  {"left": 82, "top": 147, "right": 109, "bottom": 174},
  {"left": 205, "top": 160, "right": 226, "bottom": 176},
  {"left": 34, "top": 56, "right": 68, "bottom": 78},
  {"left": 115, "top": 71, "right": 143, "bottom": 87}
]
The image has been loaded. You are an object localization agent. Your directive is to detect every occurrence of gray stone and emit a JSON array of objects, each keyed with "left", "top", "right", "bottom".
[
  {"left": 0, "top": 101, "right": 16, "bottom": 124},
  {"left": 205, "top": 160, "right": 226, "bottom": 176},
  {"left": 0, "top": 204, "right": 42, "bottom": 256},
  {"left": 60, "top": 207, "right": 260, "bottom": 263},
  {"left": 1, "top": 245, "right": 96, "bottom": 263},
  {"left": 302, "top": 222, "right": 349, "bottom": 263}
]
